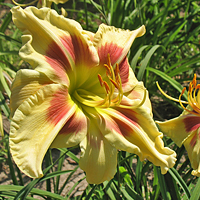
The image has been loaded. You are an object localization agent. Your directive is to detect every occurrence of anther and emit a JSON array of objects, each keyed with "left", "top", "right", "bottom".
[
  {"left": 109, "top": 78, "right": 119, "bottom": 89},
  {"left": 98, "top": 74, "right": 104, "bottom": 87},
  {"left": 104, "top": 81, "right": 110, "bottom": 94},
  {"left": 181, "top": 87, "right": 186, "bottom": 96},
  {"left": 193, "top": 74, "right": 197, "bottom": 86},
  {"left": 107, "top": 53, "right": 111, "bottom": 66},
  {"left": 189, "top": 82, "right": 193, "bottom": 92},
  {"left": 104, "top": 64, "right": 112, "bottom": 77},
  {"left": 114, "top": 63, "right": 120, "bottom": 76}
]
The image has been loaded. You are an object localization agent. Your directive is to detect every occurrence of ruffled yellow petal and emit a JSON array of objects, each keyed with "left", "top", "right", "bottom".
[
  {"left": 92, "top": 24, "right": 145, "bottom": 93},
  {"left": 98, "top": 105, "right": 176, "bottom": 174},
  {"left": 120, "top": 82, "right": 152, "bottom": 111},
  {"left": 10, "top": 69, "right": 53, "bottom": 117},
  {"left": 10, "top": 84, "right": 79, "bottom": 178},
  {"left": 11, "top": 6, "right": 99, "bottom": 86},
  {"left": 157, "top": 106, "right": 200, "bottom": 177},
  {"left": 93, "top": 24, "right": 145, "bottom": 66},
  {"left": 79, "top": 120, "right": 117, "bottom": 184},
  {"left": 183, "top": 128, "right": 200, "bottom": 176},
  {"left": 50, "top": 108, "right": 87, "bottom": 148},
  {"left": 157, "top": 110, "right": 200, "bottom": 147},
  {"left": 118, "top": 58, "right": 139, "bottom": 93}
]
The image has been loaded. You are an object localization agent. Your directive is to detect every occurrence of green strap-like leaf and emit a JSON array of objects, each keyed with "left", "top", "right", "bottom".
[
  {"left": 190, "top": 177, "right": 200, "bottom": 200},
  {"left": 168, "top": 168, "right": 190, "bottom": 199},
  {"left": 0, "top": 51, "right": 19, "bottom": 56},
  {"left": 121, "top": 184, "right": 143, "bottom": 200},
  {"left": 130, "top": 45, "right": 148, "bottom": 72},
  {"left": 156, "top": 167, "right": 170, "bottom": 200},
  {"left": 0, "top": 185, "right": 65, "bottom": 200},
  {"left": 137, "top": 45, "right": 163, "bottom": 81},
  {"left": 0, "top": 32, "right": 21, "bottom": 44},
  {"left": 0, "top": 67, "right": 11, "bottom": 97}
]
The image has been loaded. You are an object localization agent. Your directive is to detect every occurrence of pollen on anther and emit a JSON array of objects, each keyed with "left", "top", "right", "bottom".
[
  {"left": 109, "top": 78, "right": 119, "bottom": 89},
  {"left": 104, "top": 81, "right": 110, "bottom": 94},
  {"left": 181, "top": 87, "right": 186, "bottom": 96},
  {"left": 114, "top": 63, "right": 120, "bottom": 75},
  {"left": 104, "top": 64, "right": 112, "bottom": 76},
  {"left": 98, "top": 74, "right": 104, "bottom": 87},
  {"left": 193, "top": 74, "right": 197, "bottom": 86}
]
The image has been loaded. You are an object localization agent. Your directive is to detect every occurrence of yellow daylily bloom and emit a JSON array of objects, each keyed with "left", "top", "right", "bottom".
[
  {"left": 10, "top": 6, "right": 176, "bottom": 184},
  {"left": 157, "top": 74, "right": 200, "bottom": 176}
]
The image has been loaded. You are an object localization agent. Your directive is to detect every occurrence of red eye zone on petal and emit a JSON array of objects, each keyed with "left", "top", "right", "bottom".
[
  {"left": 47, "top": 88, "right": 71, "bottom": 125},
  {"left": 59, "top": 112, "right": 86, "bottom": 135},
  {"left": 105, "top": 109, "right": 139, "bottom": 137},
  {"left": 190, "top": 134, "right": 197, "bottom": 148},
  {"left": 98, "top": 44, "right": 129, "bottom": 85},
  {"left": 46, "top": 40, "right": 72, "bottom": 72},
  {"left": 98, "top": 43, "right": 123, "bottom": 65},
  {"left": 183, "top": 116, "right": 200, "bottom": 132}
]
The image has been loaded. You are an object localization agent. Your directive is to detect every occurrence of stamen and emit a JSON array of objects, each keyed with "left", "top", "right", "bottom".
[
  {"left": 156, "top": 81, "right": 188, "bottom": 104},
  {"left": 193, "top": 74, "right": 197, "bottom": 86},
  {"left": 109, "top": 78, "right": 119, "bottom": 89},
  {"left": 188, "top": 75, "right": 200, "bottom": 114},
  {"left": 157, "top": 74, "right": 200, "bottom": 117},
  {"left": 96, "top": 54, "right": 124, "bottom": 107},
  {"left": 107, "top": 53, "right": 111, "bottom": 68},
  {"left": 179, "top": 88, "right": 189, "bottom": 111},
  {"left": 104, "top": 81, "right": 110, "bottom": 94},
  {"left": 114, "top": 63, "right": 120, "bottom": 78},
  {"left": 104, "top": 64, "right": 112, "bottom": 77},
  {"left": 179, "top": 86, "right": 200, "bottom": 117},
  {"left": 98, "top": 74, "right": 104, "bottom": 87}
]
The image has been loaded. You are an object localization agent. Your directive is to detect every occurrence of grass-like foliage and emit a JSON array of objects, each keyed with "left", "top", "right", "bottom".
[{"left": 0, "top": 0, "right": 200, "bottom": 199}]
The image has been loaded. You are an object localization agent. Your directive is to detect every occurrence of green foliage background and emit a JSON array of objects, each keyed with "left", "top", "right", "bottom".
[{"left": 0, "top": 0, "right": 200, "bottom": 199}]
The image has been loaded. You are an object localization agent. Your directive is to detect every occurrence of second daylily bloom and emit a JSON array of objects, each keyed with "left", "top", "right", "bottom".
[
  {"left": 157, "top": 74, "right": 200, "bottom": 176},
  {"left": 10, "top": 6, "right": 176, "bottom": 184}
]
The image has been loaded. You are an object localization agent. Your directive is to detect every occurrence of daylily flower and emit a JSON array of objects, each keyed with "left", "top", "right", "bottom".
[
  {"left": 10, "top": 6, "right": 176, "bottom": 184},
  {"left": 157, "top": 74, "right": 200, "bottom": 176}
]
